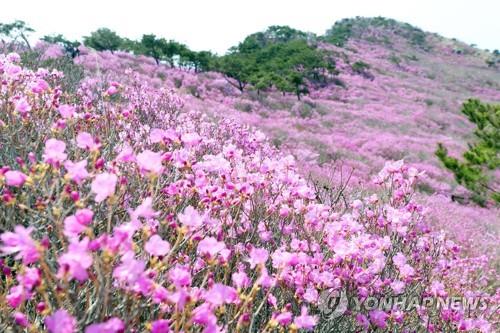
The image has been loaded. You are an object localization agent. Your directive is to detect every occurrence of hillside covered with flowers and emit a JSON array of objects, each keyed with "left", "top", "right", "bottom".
[{"left": 0, "top": 16, "right": 499, "bottom": 332}]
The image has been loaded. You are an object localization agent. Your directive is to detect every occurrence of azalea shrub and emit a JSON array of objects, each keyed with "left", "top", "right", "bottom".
[{"left": 0, "top": 53, "right": 498, "bottom": 333}]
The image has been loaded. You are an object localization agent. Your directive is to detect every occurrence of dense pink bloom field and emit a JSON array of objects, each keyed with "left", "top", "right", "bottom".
[{"left": 0, "top": 26, "right": 499, "bottom": 332}]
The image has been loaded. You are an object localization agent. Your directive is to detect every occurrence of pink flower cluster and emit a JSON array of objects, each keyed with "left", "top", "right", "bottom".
[{"left": 0, "top": 53, "right": 497, "bottom": 332}]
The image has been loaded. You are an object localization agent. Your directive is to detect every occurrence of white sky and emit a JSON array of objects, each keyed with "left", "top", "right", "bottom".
[{"left": 1, "top": 0, "right": 498, "bottom": 54}]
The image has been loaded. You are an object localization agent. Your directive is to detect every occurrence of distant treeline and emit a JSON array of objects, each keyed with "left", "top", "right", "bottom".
[{"left": 2, "top": 18, "right": 498, "bottom": 100}]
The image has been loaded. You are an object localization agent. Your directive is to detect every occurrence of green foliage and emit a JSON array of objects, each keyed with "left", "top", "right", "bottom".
[
  {"left": 0, "top": 20, "right": 34, "bottom": 50},
  {"left": 42, "top": 34, "right": 81, "bottom": 58},
  {"left": 136, "top": 34, "right": 166, "bottom": 64},
  {"left": 323, "top": 18, "right": 353, "bottom": 46},
  {"left": 216, "top": 26, "right": 334, "bottom": 99},
  {"left": 323, "top": 17, "right": 429, "bottom": 50},
  {"left": 83, "top": 28, "right": 123, "bottom": 53},
  {"left": 436, "top": 99, "right": 500, "bottom": 205}
]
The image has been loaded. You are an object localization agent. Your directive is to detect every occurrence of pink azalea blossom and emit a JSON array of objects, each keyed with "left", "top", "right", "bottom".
[
  {"left": 58, "top": 104, "right": 76, "bottom": 119},
  {"left": 355, "top": 313, "right": 370, "bottom": 330},
  {"left": 181, "top": 132, "right": 201, "bottom": 147},
  {"left": 91, "top": 172, "right": 118, "bottom": 202},
  {"left": 57, "top": 238, "right": 93, "bottom": 282},
  {"left": 197, "top": 237, "right": 227, "bottom": 259},
  {"left": 30, "top": 78, "right": 49, "bottom": 94},
  {"left": 76, "top": 132, "right": 100, "bottom": 151},
  {"left": 178, "top": 206, "right": 204, "bottom": 231},
  {"left": 232, "top": 270, "right": 250, "bottom": 289},
  {"left": 130, "top": 197, "right": 158, "bottom": 221},
  {"left": 136, "top": 150, "right": 164, "bottom": 174},
  {"left": 204, "top": 283, "right": 239, "bottom": 306},
  {"left": 13, "top": 311, "right": 29, "bottom": 327},
  {"left": 4, "top": 170, "right": 27, "bottom": 187},
  {"left": 390, "top": 280, "right": 406, "bottom": 294},
  {"left": 247, "top": 247, "right": 269, "bottom": 268},
  {"left": 151, "top": 319, "right": 170, "bottom": 333},
  {"left": 6, "top": 285, "right": 29, "bottom": 308},
  {"left": 116, "top": 144, "right": 135, "bottom": 163},
  {"left": 113, "top": 251, "right": 146, "bottom": 286},
  {"left": 293, "top": 306, "right": 317, "bottom": 331},
  {"left": 15, "top": 98, "right": 31, "bottom": 116},
  {"left": 168, "top": 265, "right": 192, "bottom": 287},
  {"left": 64, "top": 159, "right": 89, "bottom": 184},
  {"left": 369, "top": 309, "right": 389, "bottom": 329},
  {"left": 191, "top": 304, "right": 217, "bottom": 332},
  {"left": 45, "top": 309, "right": 76, "bottom": 333},
  {"left": 1, "top": 225, "right": 39, "bottom": 264},
  {"left": 18, "top": 267, "right": 41, "bottom": 290},
  {"left": 106, "top": 84, "right": 119, "bottom": 95},
  {"left": 43, "top": 139, "right": 67, "bottom": 166},
  {"left": 145, "top": 235, "right": 171, "bottom": 257},
  {"left": 85, "top": 317, "right": 125, "bottom": 333},
  {"left": 275, "top": 312, "right": 293, "bottom": 326}
]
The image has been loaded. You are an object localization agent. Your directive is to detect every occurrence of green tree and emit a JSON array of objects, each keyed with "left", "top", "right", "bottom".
[
  {"left": 138, "top": 34, "right": 166, "bottom": 65},
  {"left": 83, "top": 28, "right": 123, "bottom": 53},
  {"left": 216, "top": 53, "right": 256, "bottom": 92},
  {"left": 0, "top": 20, "right": 34, "bottom": 50},
  {"left": 436, "top": 99, "right": 500, "bottom": 205}
]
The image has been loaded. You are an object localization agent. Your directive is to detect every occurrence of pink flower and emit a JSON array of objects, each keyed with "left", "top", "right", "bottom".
[
  {"left": 6, "top": 285, "right": 29, "bottom": 308},
  {"left": 429, "top": 280, "right": 447, "bottom": 297},
  {"left": 4, "top": 170, "right": 27, "bottom": 187},
  {"left": 293, "top": 306, "right": 317, "bottom": 331},
  {"left": 178, "top": 206, "right": 203, "bottom": 231},
  {"left": 232, "top": 270, "right": 250, "bottom": 289},
  {"left": 151, "top": 319, "right": 170, "bottom": 333},
  {"left": 181, "top": 132, "right": 201, "bottom": 147},
  {"left": 149, "top": 128, "right": 167, "bottom": 143},
  {"left": 191, "top": 304, "right": 217, "bottom": 332},
  {"left": 15, "top": 98, "right": 31, "bottom": 116},
  {"left": 355, "top": 313, "right": 370, "bottom": 330},
  {"left": 390, "top": 280, "right": 406, "bottom": 294},
  {"left": 76, "top": 132, "right": 100, "bottom": 151},
  {"left": 1, "top": 226, "right": 39, "bottom": 264},
  {"left": 113, "top": 251, "right": 146, "bottom": 286},
  {"left": 85, "top": 317, "right": 125, "bottom": 333},
  {"left": 43, "top": 139, "right": 67, "bottom": 166},
  {"left": 57, "top": 238, "right": 93, "bottom": 282},
  {"left": 91, "top": 173, "right": 117, "bottom": 202},
  {"left": 399, "top": 264, "right": 415, "bottom": 278},
  {"left": 64, "top": 160, "right": 89, "bottom": 184},
  {"left": 204, "top": 283, "right": 239, "bottom": 306},
  {"left": 247, "top": 247, "right": 269, "bottom": 268},
  {"left": 58, "top": 104, "right": 76, "bottom": 119},
  {"left": 45, "top": 310, "right": 76, "bottom": 333},
  {"left": 136, "top": 150, "right": 164, "bottom": 175},
  {"left": 197, "top": 237, "right": 227, "bottom": 259},
  {"left": 275, "top": 312, "right": 293, "bottom": 326},
  {"left": 30, "top": 78, "right": 49, "bottom": 94},
  {"left": 130, "top": 197, "right": 158, "bottom": 221},
  {"left": 168, "top": 265, "right": 192, "bottom": 287},
  {"left": 145, "top": 235, "right": 171, "bottom": 257},
  {"left": 369, "top": 310, "right": 389, "bottom": 329},
  {"left": 106, "top": 85, "right": 119, "bottom": 95},
  {"left": 392, "top": 252, "right": 407, "bottom": 267},
  {"left": 19, "top": 267, "right": 41, "bottom": 290},
  {"left": 13, "top": 312, "right": 29, "bottom": 327}
]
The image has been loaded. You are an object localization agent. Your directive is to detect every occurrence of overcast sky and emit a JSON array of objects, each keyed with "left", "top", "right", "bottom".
[{"left": 1, "top": 0, "right": 498, "bottom": 54}]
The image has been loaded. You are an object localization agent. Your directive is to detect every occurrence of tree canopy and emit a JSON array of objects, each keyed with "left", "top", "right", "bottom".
[
  {"left": 0, "top": 20, "right": 34, "bottom": 49},
  {"left": 216, "top": 26, "right": 334, "bottom": 99},
  {"left": 436, "top": 99, "right": 500, "bottom": 206},
  {"left": 83, "top": 28, "right": 123, "bottom": 53}
]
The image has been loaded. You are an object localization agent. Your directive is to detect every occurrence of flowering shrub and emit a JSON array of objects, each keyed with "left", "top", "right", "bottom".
[{"left": 0, "top": 53, "right": 497, "bottom": 332}]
